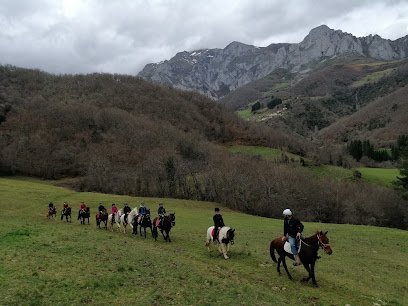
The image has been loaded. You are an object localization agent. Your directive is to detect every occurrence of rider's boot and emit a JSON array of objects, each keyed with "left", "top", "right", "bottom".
[{"left": 293, "top": 255, "right": 302, "bottom": 266}]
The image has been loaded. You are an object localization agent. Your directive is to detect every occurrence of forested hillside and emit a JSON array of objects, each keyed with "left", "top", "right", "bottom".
[{"left": 0, "top": 65, "right": 406, "bottom": 229}]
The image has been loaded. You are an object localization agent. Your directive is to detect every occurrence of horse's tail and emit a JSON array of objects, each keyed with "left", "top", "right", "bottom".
[{"left": 270, "top": 240, "right": 278, "bottom": 263}]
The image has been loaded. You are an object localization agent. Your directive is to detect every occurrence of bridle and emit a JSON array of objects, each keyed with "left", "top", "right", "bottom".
[{"left": 317, "top": 233, "right": 331, "bottom": 252}]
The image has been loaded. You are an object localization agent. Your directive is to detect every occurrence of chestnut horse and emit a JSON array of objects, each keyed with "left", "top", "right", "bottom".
[{"left": 270, "top": 231, "right": 332, "bottom": 287}]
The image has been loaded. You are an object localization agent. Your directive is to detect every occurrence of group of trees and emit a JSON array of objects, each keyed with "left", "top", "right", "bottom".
[
  {"left": 0, "top": 65, "right": 406, "bottom": 229},
  {"left": 347, "top": 136, "right": 408, "bottom": 163}
]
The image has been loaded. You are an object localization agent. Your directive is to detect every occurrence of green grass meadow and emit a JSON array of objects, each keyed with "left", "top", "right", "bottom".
[
  {"left": 0, "top": 177, "right": 407, "bottom": 305},
  {"left": 228, "top": 145, "right": 301, "bottom": 162}
]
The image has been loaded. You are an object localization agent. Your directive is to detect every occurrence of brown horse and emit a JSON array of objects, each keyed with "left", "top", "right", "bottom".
[{"left": 270, "top": 231, "right": 332, "bottom": 287}]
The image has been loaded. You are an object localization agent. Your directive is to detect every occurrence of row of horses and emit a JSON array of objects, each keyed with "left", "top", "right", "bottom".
[
  {"left": 48, "top": 205, "right": 176, "bottom": 242},
  {"left": 48, "top": 205, "right": 332, "bottom": 286}
]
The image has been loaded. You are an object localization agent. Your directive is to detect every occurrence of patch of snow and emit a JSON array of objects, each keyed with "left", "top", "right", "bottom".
[{"left": 207, "top": 55, "right": 214, "bottom": 58}]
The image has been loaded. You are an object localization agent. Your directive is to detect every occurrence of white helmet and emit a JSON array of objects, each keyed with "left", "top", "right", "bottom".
[{"left": 283, "top": 209, "right": 292, "bottom": 216}]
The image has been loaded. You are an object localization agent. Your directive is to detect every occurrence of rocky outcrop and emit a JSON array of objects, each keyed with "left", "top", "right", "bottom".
[{"left": 138, "top": 25, "right": 408, "bottom": 99}]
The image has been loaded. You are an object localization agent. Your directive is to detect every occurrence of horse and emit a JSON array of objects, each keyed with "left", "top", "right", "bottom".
[
  {"left": 152, "top": 212, "right": 176, "bottom": 242},
  {"left": 60, "top": 207, "right": 72, "bottom": 222},
  {"left": 108, "top": 209, "right": 123, "bottom": 231},
  {"left": 269, "top": 231, "right": 333, "bottom": 287},
  {"left": 206, "top": 226, "right": 235, "bottom": 259},
  {"left": 47, "top": 207, "right": 57, "bottom": 219},
  {"left": 133, "top": 213, "right": 152, "bottom": 238},
  {"left": 79, "top": 207, "right": 90, "bottom": 225},
  {"left": 119, "top": 208, "right": 138, "bottom": 233},
  {"left": 96, "top": 210, "right": 108, "bottom": 229}
]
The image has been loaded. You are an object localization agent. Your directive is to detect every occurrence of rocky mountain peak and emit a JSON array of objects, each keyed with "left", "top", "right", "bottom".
[{"left": 138, "top": 26, "right": 408, "bottom": 99}]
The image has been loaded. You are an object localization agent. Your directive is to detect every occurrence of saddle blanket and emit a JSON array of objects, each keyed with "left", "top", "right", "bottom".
[{"left": 284, "top": 241, "right": 301, "bottom": 254}]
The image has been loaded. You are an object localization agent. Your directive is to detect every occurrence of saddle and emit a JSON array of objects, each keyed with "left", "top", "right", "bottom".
[
  {"left": 284, "top": 241, "right": 302, "bottom": 255},
  {"left": 155, "top": 218, "right": 161, "bottom": 227},
  {"left": 211, "top": 227, "right": 221, "bottom": 240}
]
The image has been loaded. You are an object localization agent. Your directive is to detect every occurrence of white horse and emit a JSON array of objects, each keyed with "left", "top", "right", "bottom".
[
  {"left": 206, "top": 226, "right": 235, "bottom": 259},
  {"left": 108, "top": 209, "right": 123, "bottom": 232},
  {"left": 119, "top": 207, "right": 138, "bottom": 233}
]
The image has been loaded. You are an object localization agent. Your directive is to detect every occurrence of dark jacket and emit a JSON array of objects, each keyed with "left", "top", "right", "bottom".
[
  {"left": 98, "top": 205, "right": 105, "bottom": 212},
  {"left": 124, "top": 206, "right": 131, "bottom": 214},
  {"left": 284, "top": 216, "right": 304, "bottom": 238},
  {"left": 158, "top": 206, "right": 166, "bottom": 215},
  {"left": 213, "top": 214, "right": 225, "bottom": 228}
]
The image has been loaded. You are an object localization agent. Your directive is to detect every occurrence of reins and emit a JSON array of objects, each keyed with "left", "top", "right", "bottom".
[{"left": 316, "top": 233, "right": 331, "bottom": 249}]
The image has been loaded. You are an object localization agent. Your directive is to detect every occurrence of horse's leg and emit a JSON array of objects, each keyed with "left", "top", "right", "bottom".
[
  {"left": 310, "top": 261, "right": 318, "bottom": 287},
  {"left": 220, "top": 243, "right": 229, "bottom": 259},
  {"left": 301, "top": 263, "right": 312, "bottom": 282},
  {"left": 161, "top": 229, "right": 166, "bottom": 241},
  {"left": 277, "top": 257, "right": 282, "bottom": 275},
  {"left": 281, "top": 257, "right": 293, "bottom": 280},
  {"left": 167, "top": 231, "right": 171, "bottom": 242}
]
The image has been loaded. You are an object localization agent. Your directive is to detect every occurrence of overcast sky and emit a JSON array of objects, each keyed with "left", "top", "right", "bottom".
[{"left": 1, "top": 0, "right": 407, "bottom": 74}]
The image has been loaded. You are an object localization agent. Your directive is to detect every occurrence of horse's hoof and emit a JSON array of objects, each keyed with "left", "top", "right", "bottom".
[{"left": 313, "top": 283, "right": 319, "bottom": 288}]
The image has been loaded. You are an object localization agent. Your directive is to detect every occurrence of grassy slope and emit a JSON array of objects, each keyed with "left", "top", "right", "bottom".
[
  {"left": 228, "top": 145, "right": 301, "bottom": 161},
  {"left": 356, "top": 167, "right": 400, "bottom": 187},
  {"left": 228, "top": 145, "right": 399, "bottom": 187},
  {"left": 1, "top": 177, "right": 407, "bottom": 305}
]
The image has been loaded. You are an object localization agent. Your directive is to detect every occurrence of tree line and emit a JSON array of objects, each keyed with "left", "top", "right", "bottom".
[{"left": 0, "top": 65, "right": 406, "bottom": 229}]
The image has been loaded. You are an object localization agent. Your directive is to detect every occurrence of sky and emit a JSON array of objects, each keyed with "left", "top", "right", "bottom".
[{"left": 0, "top": 0, "right": 407, "bottom": 75}]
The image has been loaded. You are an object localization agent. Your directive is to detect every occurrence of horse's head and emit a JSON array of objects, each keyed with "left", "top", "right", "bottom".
[
  {"left": 169, "top": 212, "right": 176, "bottom": 226},
  {"left": 227, "top": 228, "right": 235, "bottom": 245},
  {"left": 317, "top": 231, "right": 332, "bottom": 255}
]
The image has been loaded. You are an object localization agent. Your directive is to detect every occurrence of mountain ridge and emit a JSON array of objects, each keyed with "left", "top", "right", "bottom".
[{"left": 138, "top": 25, "right": 408, "bottom": 99}]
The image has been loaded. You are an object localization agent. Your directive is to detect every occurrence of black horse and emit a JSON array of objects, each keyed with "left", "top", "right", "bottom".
[
  {"left": 61, "top": 207, "right": 72, "bottom": 222},
  {"left": 96, "top": 210, "right": 108, "bottom": 229},
  {"left": 79, "top": 207, "right": 90, "bottom": 225},
  {"left": 270, "top": 231, "right": 333, "bottom": 287},
  {"left": 152, "top": 213, "right": 176, "bottom": 242},
  {"left": 133, "top": 214, "right": 152, "bottom": 238}
]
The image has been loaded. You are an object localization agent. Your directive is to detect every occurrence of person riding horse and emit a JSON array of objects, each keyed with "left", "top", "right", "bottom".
[
  {"left": 48, "top": 202, "right": 56, "bottom": 217},
  {"left": 98, "top": 203, "right": 106, "bottom": 214},
  {"left": 111, "top": 203, "right": 118, "bottom": 223},
  {"left": 62, "top": 201, "right": 69, "bottom": 214},
  {"left": 157, "top": 203, "right": 166, "bottom": 227},
  {"left": 123, "top": 203, "right": 131, "bottom": 223},
  {"left": 213, "top": 208, "right": 225, "bottom": 241},
  {"left": 77, "top": 202, "right": 87, "bottom": 220},
  {"left": 282, "top": 208, "right": 304, "bottom": 266},
  {"left": 138, "top": 203, "right": 147, "bottom": 223}
]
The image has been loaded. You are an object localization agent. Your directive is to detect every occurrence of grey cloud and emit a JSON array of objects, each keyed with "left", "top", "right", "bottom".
[{"left": 0, "top": 0, "right": 407, "bottom": 74}]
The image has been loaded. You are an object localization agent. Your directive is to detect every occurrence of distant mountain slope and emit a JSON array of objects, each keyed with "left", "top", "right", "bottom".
[
  {"left": 318, "top": 85, "right": 408, "bottom": 146},
  {"left": 138, "top": 25, "right": 408, "bottom": 99},
  {"left": 226, "top": 57, "right": 408, "bottom": 144}
]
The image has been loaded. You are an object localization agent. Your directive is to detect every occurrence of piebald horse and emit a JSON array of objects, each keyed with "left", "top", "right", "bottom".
[
  {"left": 206, "top": 226, "right": 235, "bottom": 259},
  {"left": 119, "top": 208, "right": 138, "bottom": 233},
  {"left": 108, "top": 209, "right": 123, "bottom": 232}
]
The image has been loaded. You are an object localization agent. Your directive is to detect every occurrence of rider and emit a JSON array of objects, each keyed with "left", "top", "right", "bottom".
[
  {"left": 98, "top": 202, "right": 106, "bottom": 219},
  {"left": 138, "top": 203, "right": 146, "bottom": 223},
  {"left": 111, "top": 203, "right": 118, "bottom": 222},
  {"left": 77, "top": 202, "right": 87, "bottom": 220},
  {"left": 48, "top": 202, "right": 55, "bottom": 215},
  {"left": 213, "top": 207, "right": 225, "bottom": 241},
  {"left": 282, "top": 208, "right": 304, "bottom": 266},
  {"left": 157, "top": 203, "right": 166, "bottom": 227},
  {"left": 123, "top": 203, "right": 131, "bottom": 223},
  {"left": 62, "top": 201, "right": 69, "bottom": 212}
]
